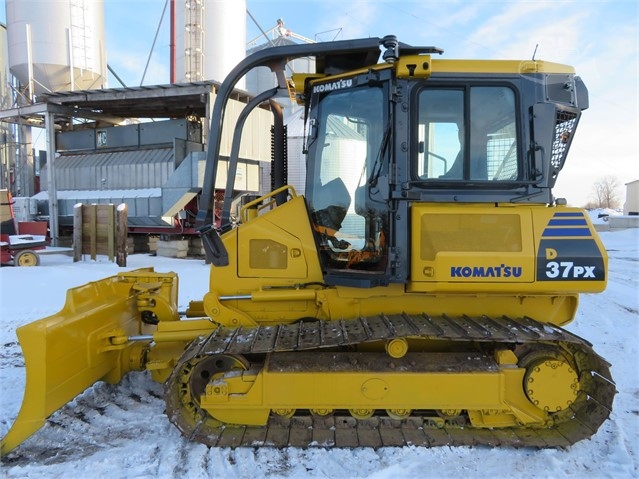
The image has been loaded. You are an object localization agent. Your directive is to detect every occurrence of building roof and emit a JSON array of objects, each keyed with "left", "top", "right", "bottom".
[
  {"left": 37, "top": 81, "right": 225, "bottom": 119},
  {"left": 0, "top": 80, "right": 259, "bottom": 129}
]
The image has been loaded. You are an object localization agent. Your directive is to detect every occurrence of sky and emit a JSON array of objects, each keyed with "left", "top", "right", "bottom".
[{"left": 1, "top": 0, "right": 638, "bottom": 207}]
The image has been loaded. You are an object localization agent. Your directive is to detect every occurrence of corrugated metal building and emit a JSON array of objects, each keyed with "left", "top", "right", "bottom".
[
  {"left": 22, "top": 81, "right": 273, "bottom": 231},
  {"left": 624, "top": 180, "right": 639, "bottom": 215}
]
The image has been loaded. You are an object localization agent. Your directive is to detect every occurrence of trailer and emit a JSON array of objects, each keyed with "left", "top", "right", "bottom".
[{"left": 1, "top": 190, "right": 48, "bottom": 266}]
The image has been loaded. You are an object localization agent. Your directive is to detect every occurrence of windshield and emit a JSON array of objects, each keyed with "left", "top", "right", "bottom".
[{"left": 305, "top": 84, "right": 389, "bottom": 274}]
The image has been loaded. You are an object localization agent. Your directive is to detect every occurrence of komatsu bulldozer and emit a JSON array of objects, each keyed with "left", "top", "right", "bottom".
[{"left": 1, "top": 35, "right": 615, "bottom": 453}]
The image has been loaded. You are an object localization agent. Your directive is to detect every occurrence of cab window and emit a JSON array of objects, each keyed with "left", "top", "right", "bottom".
[
  {"left": 416, "top": 86, "right": 519, "bottom": 181},
  {"left": 306, "top": 85, "right": 389, "bottom": 275}
]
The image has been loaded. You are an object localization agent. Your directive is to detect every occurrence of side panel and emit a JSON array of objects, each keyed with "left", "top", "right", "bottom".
[
  {"left": 203, "top": 196, "right": 325, "bottom": 326},
  {"left": 235, "top": 196, "right": 322, "bottom": 281},
  {"left": 409, "top": 204, "right": 607, "bottom": 294},
  {"left": 410, "top": 204, "right": 534, "bottom": 288}
]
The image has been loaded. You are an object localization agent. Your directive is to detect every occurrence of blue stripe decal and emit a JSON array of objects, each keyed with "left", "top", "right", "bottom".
[
  {"left": 553, "top": 212, "right": 585, "bottom": 217},
  {"left": 548, "top": 219, "right": 588, "bottom": 226},
  {"left": 542, "top": 228, "right": 592, "bottom": 237}
]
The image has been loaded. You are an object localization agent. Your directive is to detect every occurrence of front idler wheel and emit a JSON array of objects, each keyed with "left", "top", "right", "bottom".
[{"left": 164, "top": 353, "right": 249, "bottom": 444}]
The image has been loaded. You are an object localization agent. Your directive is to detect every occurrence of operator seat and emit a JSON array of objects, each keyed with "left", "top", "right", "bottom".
[{"left": 310, "top": 177, "right": 351, "bottom": 250}]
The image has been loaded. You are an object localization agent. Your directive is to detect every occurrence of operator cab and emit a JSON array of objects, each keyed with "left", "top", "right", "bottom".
[
  {"left": 302, "top": 42, "right": 587, "bottom": 287},
  {"left": 197, "top": 36, "right": 588, "bottom": 289}
]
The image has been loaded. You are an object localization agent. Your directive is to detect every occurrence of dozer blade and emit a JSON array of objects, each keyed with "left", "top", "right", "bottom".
[{"left": 0, "top": 268, "right": 165, "bottom": 456}]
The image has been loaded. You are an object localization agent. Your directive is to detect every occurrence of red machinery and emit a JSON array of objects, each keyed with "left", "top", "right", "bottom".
[{"left": 1, "top": 190, "right": 48, "bottom": 266}]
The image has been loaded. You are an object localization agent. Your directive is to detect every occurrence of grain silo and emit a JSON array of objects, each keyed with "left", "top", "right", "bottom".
[
  {"left": 6, "top": 0, "right": 107, "bottom": 96},
  {"left": 173, "top": 0, "right": 246, "bottom": 85},
  {"left": 245, "top": 19, "right": 315, "bottom": 104}
]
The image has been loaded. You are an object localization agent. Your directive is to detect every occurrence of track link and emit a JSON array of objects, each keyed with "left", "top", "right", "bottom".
[{"left": 164, "top": 313, "right": 616, "bottom": 448}]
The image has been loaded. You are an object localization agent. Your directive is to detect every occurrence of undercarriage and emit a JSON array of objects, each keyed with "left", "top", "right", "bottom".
[{"left": 164, "top": 314, "right": 615, "bottom": 448}]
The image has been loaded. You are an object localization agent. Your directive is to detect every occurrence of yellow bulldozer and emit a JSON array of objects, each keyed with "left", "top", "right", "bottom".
[{"left": 1, "top": 35, "right": 615, "bottom": 453}]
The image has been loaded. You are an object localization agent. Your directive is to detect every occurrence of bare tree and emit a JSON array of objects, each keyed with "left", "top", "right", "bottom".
[{"left": 590, "top": 176, "right": 621, "bottom": 209}]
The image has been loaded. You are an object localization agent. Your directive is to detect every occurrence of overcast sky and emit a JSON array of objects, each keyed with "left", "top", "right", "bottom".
[{"left": 1, "top": 0, "right": 637, "bottom": 207}]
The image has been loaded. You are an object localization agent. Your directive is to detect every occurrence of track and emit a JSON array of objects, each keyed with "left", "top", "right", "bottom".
[{"left": 164, "top": 313, "right": 616, "bottom": 449}]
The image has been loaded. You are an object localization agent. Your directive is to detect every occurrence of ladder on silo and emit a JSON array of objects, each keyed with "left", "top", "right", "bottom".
[
  {"left": 185, "top": 0, "right": 205, "bottom": 82},
  {"left": 69, "top": 0, "right": 93, "bottom": 90}
]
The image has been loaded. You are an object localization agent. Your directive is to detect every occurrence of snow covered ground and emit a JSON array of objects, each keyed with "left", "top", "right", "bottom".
[{"left": 0, "top": 228, "right": 637, "bottom": 478}]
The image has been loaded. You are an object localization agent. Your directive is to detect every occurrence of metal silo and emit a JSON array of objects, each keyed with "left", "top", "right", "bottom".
[
  {"left": 6, "top": 0, "right": 107, "bottom": 96},
  {"left": 245, "top": 22, "right": 315, "bottom": 112},
  {"left": 174, "top": 0, "right": 246, "bottom": 85}
]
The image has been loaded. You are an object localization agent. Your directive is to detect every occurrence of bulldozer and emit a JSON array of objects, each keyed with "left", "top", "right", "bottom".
[{"left": 1, "top": 35, "right": 615, "bottom": 453}]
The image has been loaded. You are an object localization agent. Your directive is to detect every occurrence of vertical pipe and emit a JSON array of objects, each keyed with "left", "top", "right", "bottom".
[
  {"left": 170, "top": 0, "right": 176, "bottom": 83},
  {"left": 45, "top": 109, "right": 58, "bottom": 246},
  {"left": 25, "top": 23, "right": 34, "bottom": 100},
  {"left": 16, "top": 126, "right": 34, "bottom": 198},
  {"left": 100, "top": 40, "right": 106, "bottom": 87},
  {"left": 67, "top": 27, "right": 75, "bottom": 90}
]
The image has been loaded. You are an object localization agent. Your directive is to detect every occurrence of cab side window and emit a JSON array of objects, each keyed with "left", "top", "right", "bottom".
[{"left": 416, "top": 86, "right": 519, "bottom": 181}]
